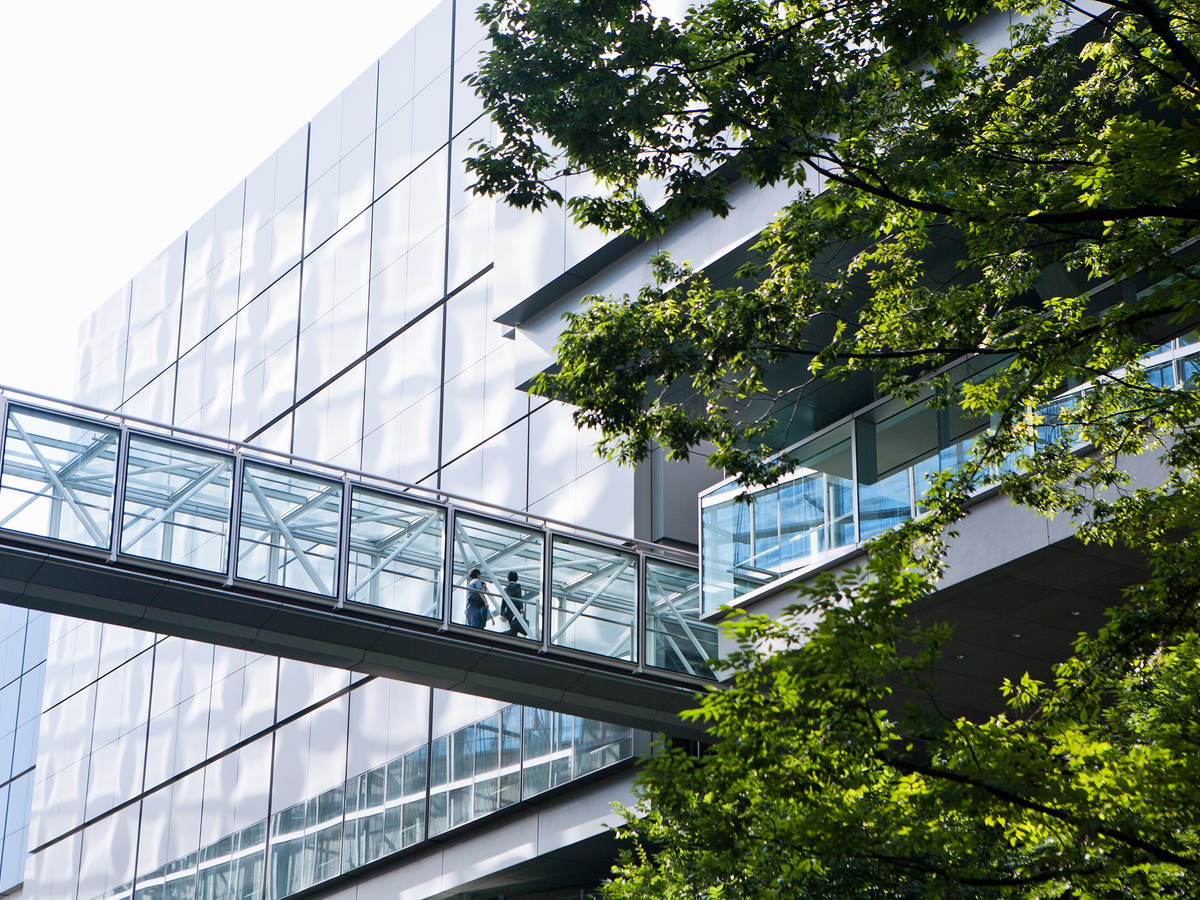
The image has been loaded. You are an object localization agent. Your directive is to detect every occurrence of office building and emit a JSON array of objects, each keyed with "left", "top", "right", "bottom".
[{"left": 0, "top": 2, "right": 1143, "bottom": 897}]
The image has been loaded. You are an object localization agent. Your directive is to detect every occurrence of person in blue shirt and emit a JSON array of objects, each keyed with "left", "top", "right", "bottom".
[{"left": 465, "top": 568, "right": 489, "bottom": 629}]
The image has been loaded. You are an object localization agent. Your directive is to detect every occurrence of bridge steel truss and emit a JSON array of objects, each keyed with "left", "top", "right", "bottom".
[{"left": 0, "top": 390, "right": 718, "bottom": 738}]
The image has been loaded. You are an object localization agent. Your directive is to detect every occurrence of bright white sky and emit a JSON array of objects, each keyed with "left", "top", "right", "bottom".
[{"left": 0, "top": 0, "right": 440, "bottom": 400}]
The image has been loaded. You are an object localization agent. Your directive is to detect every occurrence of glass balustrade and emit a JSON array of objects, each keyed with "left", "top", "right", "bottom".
[
  {"left": 346, "top": 488, "right": 444, "bottom": 619},
  {"left": 121, "top": 435, "right": 233, "bottom": 572},
  {"left": 237, "top": 463, "right": 343, "bottom": 597},
  {"left": 0, "top": 393, "right": 709, "bottom": 682},
  {"left": 701, "top": 336, "right": 1200, "bottom": 612},
  {"left": 645, "top": 558, "right": 717, "bottom": 678},
  {"left": 550, "top": 537, "right": 637, "bottom": 660},
  {"left": 450, "top": 513, "right": 543, "bottom": 640},
  {"left": 0, "top": 405, "right": 119, "bottom": 549}
]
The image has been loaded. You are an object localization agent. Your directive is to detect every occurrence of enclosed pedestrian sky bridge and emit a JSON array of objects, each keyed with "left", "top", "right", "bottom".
[{"left": 0, "top": 388, "right": 717, "bottom": 738}]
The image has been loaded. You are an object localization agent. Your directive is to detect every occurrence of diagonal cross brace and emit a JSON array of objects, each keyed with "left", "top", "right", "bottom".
[
  {"left": 7, "top": 414, "right": 111, "bottom": 546},
  {"left": 242, "top": 468, "right": 335, "bottom": 595}
]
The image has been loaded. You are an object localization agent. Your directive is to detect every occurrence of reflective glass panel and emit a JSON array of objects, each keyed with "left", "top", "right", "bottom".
[
  {"left": 0, "top": 405, "right": 119, "bottom": 548},
  {"left": 347, "top": 488, "right": 444, "bottom": 618},
  {"left": 857, "top": 407, "right": 921, "bottom": 541},
  {"left": 699, "top": 493, "right": 752, "bottom": 614},
  {"left": 645, "top": 559, "right": 716, "bottom": 678},
  {"left": 121, "top": 436, "right": 234, "bottom": 572},
  {"left": 237, "top": 463, "right": 342, "bottom": 597},
  {"left": 550, "top": 537, "right": 637, "bottom": 660},
  {"left": 450, "top": 513, "right": 543, "bottom": 639}
]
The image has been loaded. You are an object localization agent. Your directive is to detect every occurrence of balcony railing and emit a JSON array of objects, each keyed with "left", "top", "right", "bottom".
[{"left": 700, "top": 335, "right": 1200, "bottom": 613}]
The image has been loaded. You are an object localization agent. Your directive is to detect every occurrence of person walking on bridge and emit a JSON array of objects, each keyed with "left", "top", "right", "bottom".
[{"left": 465, "top": 568, "right": 489, "bottom": 629}]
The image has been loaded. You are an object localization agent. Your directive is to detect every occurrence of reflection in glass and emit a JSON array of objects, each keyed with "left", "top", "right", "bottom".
[
  {"left": 194, "top": 820, "right": 267, "bottom": 900},
  {"left": 347, "top": 488, "right": 444, "bottom": 618},
  {"left": 236, "top": 463, "right": 342, "bottom": 596},
  {"left": 450, "top": 514, "right": 543, "bottom": 638},
  {"left": 0, "top": 406, "right": 119, "bottom": 548},
  {"left": 645, "top": 559, "right": 716, "bottom": 678},
  {"left": 550, "top": 538, "right": 637, "bottom": 660},
  {"left": 121, "top": 437, "right": 233, "bottom": 572},
  {"left": 699, "top": 495, "right": 751, "bottom": 614},
  {"left": 268, "top": 786, "right": 343, "bottom": 899},
  {"left": 109, "top": 698, "right": 629, "bottom": 899}
]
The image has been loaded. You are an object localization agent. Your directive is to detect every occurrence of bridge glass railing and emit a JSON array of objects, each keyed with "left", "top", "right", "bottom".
[
  {"left": 700, "top": 335, "right": 1200, "bottom": 613},
  {"left": 121, "top": 435, "right": 234, "bottom": 572},
  {"left": 0, "top": 406, "right": 119, "bottom": 549},
  {"left": 550, "top": 537, "right": 638, "bottom": 660},
  {"left": 347, "top": 488, "right": 444, "bottom": 618},
  {"left": 450, "top": 513, "right": 544, "bottom": 638},
  {"left": 0, "top": 390, "right": 713, "bottom": 681}
]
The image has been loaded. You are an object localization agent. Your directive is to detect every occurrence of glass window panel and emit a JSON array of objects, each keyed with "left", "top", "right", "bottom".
[
  {"left": 1180, "top": 351, "right": 1200, "bottom": 384},
  {"left": 180, "top": 184, "right": 246, "bottom": 355},
  {"left": 451, "top": 514, "right": 543, "bottom": 639},
  {"left": 474, "top": 713, "right": 500, "bottom": 774},
  {"left": 573, "top": 718, "right": 633, "bottom": 778},
  {"left": 136, "top": 771, "right": 204, "bottom": 898},
  {"left": 402, "top": 746, "right": 427, "bottom": 796},
  {"left": 385, "top": 758, "right": 403, "bottom": 802},
  {"left": 501, "top": 705, "right": 521, "bottom": 768},
  {"left": 700, "top": 493, "right": 752, "bottom": 613},
  {"left": 401, "top": 799, "right": 425, "bottom": 847},
  {"left": 447, "top": 193, "right": 494, "bottom": 291},
  {"left": 374, "top": 104, "right": 416, "bottom": 201},
  {"left": 0, "top": 406, "right": 119, "bottom": 548},
  {"left": 498, "top": 771, "right": 520, "bottom": 809},
  {"left": 448, "top": 785, "right": 471, "bottom": 828},
  {"left": 858, "top": 468, "right": 912, "bottom": 542},
  {"left": 427, "top": 790, "right": 447, "bottom": 837},
  {"left": 430, "top": 736, "right": 448, "bottom": 788},
  {"left": 550, "top": 537, "right": 637, "bottom": 660},
  {"left": 304, "top": 67, "right": 378, "bottom": 255},
  {"left": 129, "top": 235, "right": 185, "bottom": 336},
  {"left": 450, "top": 724, "right": 474, "bottom": 781},
  {"left": 766, "top": 428, "right": 855, "bottom": 572},
  {"left": 645, "top": 559, "right": 715, "bottom": 678},
  {"left": 121, "top": 436, "right": 233, "bottom": 572},
  {"left": 236, "top": 463, "right": 342, "bottom": 597},
  {"left": 454, "top": 0, "right": 488, "bottom": 61},
  {"left": 473, "top": 777, "right": 498, "bottom": 818},
  {"left": 347, "top": 488, "right": 445, "bottom": 618},
  {"left": 523, "top": 707, "right": 551, "bottom": 760},
  {"left": 521, "top": 762, "right": 549, "bottom": 799},
  {"left": 240, "top": 126, "right": 307, "bottom": 305}
]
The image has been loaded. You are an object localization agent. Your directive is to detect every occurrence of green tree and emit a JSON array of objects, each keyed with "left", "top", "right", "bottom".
[{"left": 468, "top": 0, "right": 1200, "bottom": 895}]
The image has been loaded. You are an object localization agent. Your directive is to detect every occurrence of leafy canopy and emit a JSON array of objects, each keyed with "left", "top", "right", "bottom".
[{"left": 469, "top": 0, "right": 1200, "bottom": 895}]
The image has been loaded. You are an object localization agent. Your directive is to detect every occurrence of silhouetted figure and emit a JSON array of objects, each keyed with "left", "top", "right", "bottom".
[{"left": 501, "top": 570, "right": 527, "bottom": 637}]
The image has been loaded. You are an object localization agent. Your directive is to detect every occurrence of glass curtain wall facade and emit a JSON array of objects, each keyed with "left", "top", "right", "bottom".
[{"left": 14, "top": 2, "right": 672, "bottom": 897}]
